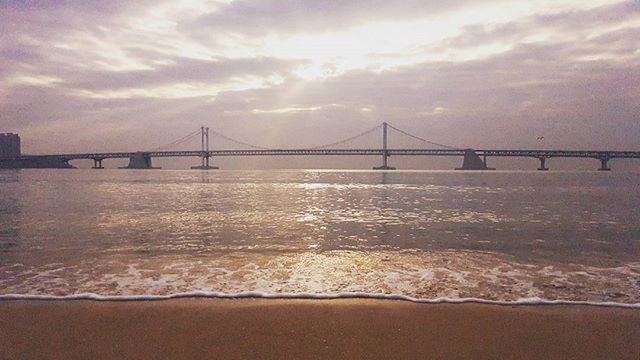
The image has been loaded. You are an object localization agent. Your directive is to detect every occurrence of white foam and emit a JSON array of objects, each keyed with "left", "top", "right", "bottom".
[
  {"left": 2, "top": 252, "right": 638, "bottom": 304},
  {"left": 1, "top": 292, "right": 639, "bottom": 308}
]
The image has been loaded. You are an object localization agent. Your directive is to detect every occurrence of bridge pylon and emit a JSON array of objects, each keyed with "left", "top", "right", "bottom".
[
  {"left": 191, "top": 126, "right": 219, "bottom": 170},
  {"left": 373, "top": 122, "right": 396, "bottom": 170}
]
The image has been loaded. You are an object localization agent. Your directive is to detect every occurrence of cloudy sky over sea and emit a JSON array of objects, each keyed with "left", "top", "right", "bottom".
[{"left": 1, "top": 0, "right": 638, "bottom": 154}]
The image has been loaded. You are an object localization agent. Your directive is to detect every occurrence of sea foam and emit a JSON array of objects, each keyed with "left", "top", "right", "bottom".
[{"left": 1, "top": 291, "right": 640, "bottom": 308}]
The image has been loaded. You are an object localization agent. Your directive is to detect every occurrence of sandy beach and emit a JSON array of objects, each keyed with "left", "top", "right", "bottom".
[{"left": 1, "top": 298, "right": 638, "bottom": 359}]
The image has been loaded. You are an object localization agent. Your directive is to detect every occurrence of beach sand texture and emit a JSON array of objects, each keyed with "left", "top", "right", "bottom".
[{"left": 1, "top": 298, "right": 639, "bottom": 359}]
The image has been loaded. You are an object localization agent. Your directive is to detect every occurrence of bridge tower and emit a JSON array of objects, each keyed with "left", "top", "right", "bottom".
[
  {"left": 373, "top": 122, "right": 396, "bottom": 170},
  {"left": 191, "top": 126, "right": 219, "bottom": 170}
]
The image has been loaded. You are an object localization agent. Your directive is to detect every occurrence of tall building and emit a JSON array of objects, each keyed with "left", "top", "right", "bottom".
[{"left": 0, "top": 133, "right": 21, "bottom": 157}]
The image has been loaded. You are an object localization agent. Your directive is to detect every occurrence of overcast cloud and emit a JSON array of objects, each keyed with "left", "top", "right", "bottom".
[{"left": 1, "top": 0, "right": 638, "bottom": 168}]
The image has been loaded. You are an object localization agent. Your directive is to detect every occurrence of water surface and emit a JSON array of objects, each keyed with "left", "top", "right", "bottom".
[{"left": 1, "top": 169, "right": 638, "bottom": 303}]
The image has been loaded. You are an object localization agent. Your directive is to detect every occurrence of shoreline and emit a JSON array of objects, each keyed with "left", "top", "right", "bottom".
[
  {"left": 2, "top": 292, "right": 640, "bottom": 308},
  {"left": 1, "top": 298, "right": 639, "bottom": 359}
]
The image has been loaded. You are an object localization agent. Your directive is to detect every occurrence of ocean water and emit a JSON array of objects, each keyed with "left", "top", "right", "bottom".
[{"left": 0, "top": 169, "right": 639, "bottom": 304}]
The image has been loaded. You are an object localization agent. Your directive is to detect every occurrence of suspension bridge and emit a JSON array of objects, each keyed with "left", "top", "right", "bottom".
[{"left": 1, "top": 122, "right": 639, "bottom": 170}]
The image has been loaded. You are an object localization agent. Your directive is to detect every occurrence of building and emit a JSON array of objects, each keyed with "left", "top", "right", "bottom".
[{"left": 0, "top": 133, "right": 21, "bottom": 157}]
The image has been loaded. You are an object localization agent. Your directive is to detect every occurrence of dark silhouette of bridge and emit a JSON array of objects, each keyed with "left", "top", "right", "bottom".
[{"left": 1, "top": 122, "right": 639, "bottom": 170}]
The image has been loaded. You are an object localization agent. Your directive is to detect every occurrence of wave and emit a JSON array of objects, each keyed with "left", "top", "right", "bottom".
[{"left": 2, "top": 291, "right": 639, "bottom": 308}]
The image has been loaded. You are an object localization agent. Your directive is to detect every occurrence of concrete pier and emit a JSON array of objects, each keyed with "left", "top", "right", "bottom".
[
  {"left": 598, "top": 157, "right": 611, "bottom": 171},
  {"left": 191, "top": 154, "right": 218, "bottom": 170},
  {"left": 537, "top": 157, "right": 549, "bottom": 171},
  {"left": 455, "top": 149, "right": 495, "bottom": 170},
  {"left": 120, "top": 152, "right": 160, "bottom": 169},
  {"left": 373, "top": 152, "right": 395, "bottom": 170},
  {"left": 191, "top": 162, "right": 219, "bottom": 170},
  {"left": 92, "top": 158, "right": 104, "bottom": 169}
]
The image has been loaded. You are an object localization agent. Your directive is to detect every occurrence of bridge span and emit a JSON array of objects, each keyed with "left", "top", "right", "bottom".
[{"left": 2, "top": 123, "right": 639, "bottom": 170}]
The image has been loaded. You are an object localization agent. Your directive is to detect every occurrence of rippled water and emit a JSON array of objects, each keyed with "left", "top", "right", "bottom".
[{"left": 1, "top": 169, "right": 639, "bottom": 303}]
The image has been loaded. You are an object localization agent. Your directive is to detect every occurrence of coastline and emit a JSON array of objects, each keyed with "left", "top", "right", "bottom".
[{"left": 1, "top": 298, "right": 639, "bottom": 359}]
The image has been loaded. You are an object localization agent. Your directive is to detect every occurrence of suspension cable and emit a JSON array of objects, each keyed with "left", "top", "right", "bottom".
[
  {"left": 150, "top": 129, "right": 201, "bottom": 151},
  {"left": 150, "top": 122, "right": 458, "bottom": 152},
  {"left": 208, "top": 129, "right": 272, "bottom": 150},
  {"left": 308, "top": 124, "right": 382, "bottom": 149},
  {"left": 386, "top": 123, "right": 459, "bottom": 149}
]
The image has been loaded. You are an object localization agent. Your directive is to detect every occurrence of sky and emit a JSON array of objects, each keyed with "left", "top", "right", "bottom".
[{"left": 1, "top": 0, "right": 639, "bottom": 168}]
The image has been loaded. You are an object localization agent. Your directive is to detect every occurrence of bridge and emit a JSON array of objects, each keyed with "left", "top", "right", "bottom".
[{"left": 2, "top": 122, "right": 639, "bottom": 170}]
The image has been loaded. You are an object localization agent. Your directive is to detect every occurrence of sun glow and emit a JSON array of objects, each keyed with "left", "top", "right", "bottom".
[{"left": 4, "top": 0, "right": 631, "bottom": 101}]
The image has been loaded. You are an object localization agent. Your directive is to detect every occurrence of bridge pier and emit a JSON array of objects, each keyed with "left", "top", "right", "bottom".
[
  {"left": 191, "top": 153, "right": 219, "bottom": 170},
  {"left": 373, "top": 152, "right": 396, "bottom": 170},
  {"left": 455, "top": 149, "right": 495, "bottom": 170},
  {"left": 537, "top": 157, "right": 549, "bottom": 171},
  {"left": 119, "top": 152, "right": 160, "bottom": 169},
  {"left": 92, "top": 158, "right": 104, "bottom": 169},
  {"left": 598, "top": 157, "right": 611, "bottom": 171}
]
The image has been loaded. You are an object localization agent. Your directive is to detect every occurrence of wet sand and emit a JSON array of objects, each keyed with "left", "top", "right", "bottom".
[{"left": 1, "top": 299, "right": 639, "bottom": 359}]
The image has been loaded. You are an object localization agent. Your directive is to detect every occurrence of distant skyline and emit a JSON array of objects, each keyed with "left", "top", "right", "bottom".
[{"left": 1, "top": 0, "right": 639, "bottom": 168}]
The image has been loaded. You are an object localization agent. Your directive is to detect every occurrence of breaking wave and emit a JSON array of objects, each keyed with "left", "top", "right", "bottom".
[{"left": 2, "top": 291, "right": 640, "bottom": 308}]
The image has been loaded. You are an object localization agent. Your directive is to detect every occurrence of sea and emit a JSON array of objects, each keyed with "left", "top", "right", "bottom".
[{"left": 1, "top": 169, "right": 639, "bottom": 304}]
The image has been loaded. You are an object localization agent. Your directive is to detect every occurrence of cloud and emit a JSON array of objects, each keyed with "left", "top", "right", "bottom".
[
  {"left": 0, "top": 0, "right": 638, "bottom": 162},
  {"left": 188, "top": 0, "right": 485, "bottom": 36}
]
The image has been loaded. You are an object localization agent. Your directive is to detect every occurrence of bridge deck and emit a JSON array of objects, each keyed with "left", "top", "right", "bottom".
[{"left": 4, "top": 148, "right": 640, "bottom": 161}]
